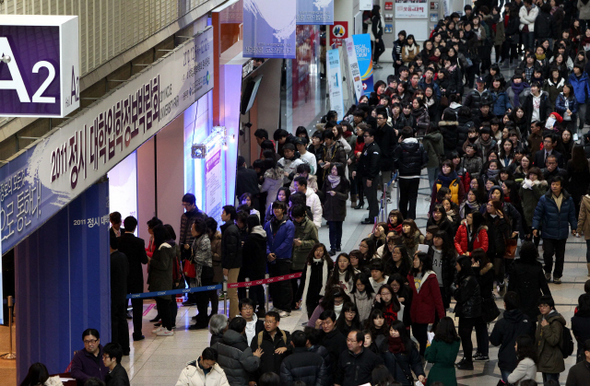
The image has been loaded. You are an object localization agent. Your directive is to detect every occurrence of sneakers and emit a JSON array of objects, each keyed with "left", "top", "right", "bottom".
[
  {"left": 456, "top": 358, "right": 474, "bottom": 370},
  {"left": 278, "top": 310, "right": 291, "bottom": 318},
  {"left": 156, "top": 328, "right": 174, "bottom": 336},
  {"left": 473, "top": 353, "right": 489, "bottom": 361},
  {"left": 553, "top": 276, "right": 562, "bottom": 284},
  {"left": 545, "top": 272, "right": 552, "bottom": 282},
  {"left": 152, "top": 326, "right": 165, "bottom": 334}
]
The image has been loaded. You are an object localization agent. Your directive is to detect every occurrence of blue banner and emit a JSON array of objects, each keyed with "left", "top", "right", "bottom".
[
  {"left": 243, "top": 0, "right": 296, "bottom": 59},
  {"left": 297, "top": 0, "right": 334, "bottom": 25},
  {"left": 352, "top": 34, "right": 373, "bottom": 95},
  {"left": 127, "top": 284, "right": 222, "bottom": 299}
]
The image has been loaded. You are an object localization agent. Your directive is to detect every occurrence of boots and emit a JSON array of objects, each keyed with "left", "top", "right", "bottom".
[{"left": 351, "top": 194, "right": 357, "bottom": 208}]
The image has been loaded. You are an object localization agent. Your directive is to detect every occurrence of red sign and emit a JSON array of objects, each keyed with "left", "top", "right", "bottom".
[
  {"left": 384, "top": 2, "right": 393, "bottom": 10},
  {"left": 330, "top": 21, "right": 348, "bottom": 48}
]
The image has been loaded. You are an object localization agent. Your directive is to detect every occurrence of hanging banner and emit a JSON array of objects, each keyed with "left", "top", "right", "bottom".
[
  {"left": 359, "top": 0, "right": 373, "bottom": 11},
  {"left": 297, "top": 0, "right": 334, "bottom": 25},
  {"left": 243, "top": 0, "right": 296, "bottom": 59},
  {"left": 395, "top": 0, "right": 428, "bottom": 18},
  {"left": 344, "top": 37, "right": 364, "bottom": 103},
  {"left": 327, "top": 49, "right": 344, "bottom": 119},
  {"left": 352, "top": 34, "right": 373, "bottom": 96},
  {"left": 330, "top": 21, "right": 348, "bottom": 48}
]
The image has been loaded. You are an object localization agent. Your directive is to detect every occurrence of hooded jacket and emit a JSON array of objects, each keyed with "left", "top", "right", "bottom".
[
  {"left": 175, "top": 360, "right": 230, "bottom": 386},
  {"left": 393, "top": 138, "right": 428, "bottom": 178},
  {"left": 535, "top": 311, "right": 567, "bottom": 373},
  {"left": 519, "top": 4, "right": 539, "bottom": 32},
  {"left": 421, "top": 130, "right": 444, "bottom": 169},
  {"left": 148, "top": 242, "right": 174, "bottom": 299},
  {"left": 438, "top": 119, "right": 459, "bottom": 156},
  {"left": 532, "top": 189, "right": 578, "bottom": 240},
  {"left": 407, "top": 271, "right": 445, "bottom": 324},
  {"left": 304, "top": 188, "right": 323, "bottom": 229},
  {"left": 212, "top": 330, "right": 261, "bottom": 386},
  {"left": 292, "top": 217, "right": 319, "bottom": 270},
  {"left": 569, "top": 71, "right": 590, "bottom": 104},
  {"left": 490, "top": 309, "right": 533, "bottom": 372},
  {"left": 320, "top": 175, "right": 350, "bottom": 223}
]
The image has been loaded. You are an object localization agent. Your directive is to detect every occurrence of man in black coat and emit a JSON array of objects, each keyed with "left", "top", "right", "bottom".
[
  {"left": 117, "top": 216, "right": 148, "bottom": 341},
  {"left": 534, "top": 133, "right": 564, "bottom": 168},
  {"left": 375, "top": 108, "right": 397, "bottom": 203},
  {"left": 566, "top": 339, "right": 590, "bottom": 386},
  {"left": 102, "top": 342, "right": 131, "bottom": 386},
  {"left": 251, "top": 311, "right": 291, "bottom": 376},
  {"left": 110, "top": 242, "right": 129, "bottom": 355},
  {"left": 221, "top": 205, "right": 242, "bottom": 319},
  {"left": 280, "top": 330, "right": 328, "bottom": 386},
  {"left": 355, "top": 128, "right": 381, "bottom": 224},
  {"left": 334, "top": 330, "right": 383, "bottom": 386},
  {"left": 236, "top": 156, "right": 260, "bottom": 209}
]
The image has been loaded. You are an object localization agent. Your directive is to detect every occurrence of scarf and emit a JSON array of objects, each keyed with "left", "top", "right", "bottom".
[
  {"left": 388, "top": 336, "right": 405, "bottom": 354},
  {"left": 536, "top": 53, "right": 546, "bottom": 61},
  {"left": 437, "top": 171, "right": 458, "bottom": 187},
  {"left": 327, "top": 174, "right": 341, "bottom": 189},
  {"left": 301, "top": 259, "right": 330, "bottom": 315},
  {"left": 511, "top": 82, "right": 528, "bottom": 107},
  {"left": 334, "top": 303, "right": 343, "bottom": 319},
  {"left": 486, "top": 168, "right": 500, "bottom": 180}
]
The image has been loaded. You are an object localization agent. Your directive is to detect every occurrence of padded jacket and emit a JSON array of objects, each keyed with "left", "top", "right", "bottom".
[
  {"left": 374, "top": 123, "right": 397, "bottom": 172},
  {"left": 393, "top": 138, "right": 428, "bottom": 177},
  {"left": 221, "top": 222, "right": 242, "bottom": 269},
  {"left": 280, "top": 347, "right": 328, "bottom": 386},
  {"left": 212, "top": 330, "right": 260, "bottom": 386},
  {"left": 264, "top": 217, "right": 295, "bottom": 260},
  {"left": 532, "top": 189, "right": 578, "bottom": 240},
  {"left": 175, "top": 361, "right": 229, "bottom": 386},
  {"left": 334, "top": 348, "right": 384, "bottom": 386},
  {"left": 454, "top": 222, "right": 489, "bottom": 255},
  {"left": 453, "top": 274, "right": 482, "bottom": 319},
  {"left": 490, "top": 308, "right": 533, "bottom": 372}
]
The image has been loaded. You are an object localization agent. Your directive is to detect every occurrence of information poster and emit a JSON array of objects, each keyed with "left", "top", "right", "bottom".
[
  {"left": 351, "top": 34, "right": 373, "bottom": 96},
  {"left": 243, "top": 0, "right": 296, "bottom": 58},
  {"left": 205, "top": 142, "right": 223, "bottom": 220},
  {"left": 297, "top": 0, "right": 334, "bottom": 25},
  {"left": 327, "top": 49, "right": 345, "bottom": 119},
  {"left": 344, "top": 37, "right": 364, "bottom": 103},
  {"left": 359, "top": 0, "right": 372, "bottom": 11},
  {"left": 395, "top": 0, "right": 428, "bottom": 18},
  {"left": 330, "top": 21, "right": 348, "bottom": 48}
]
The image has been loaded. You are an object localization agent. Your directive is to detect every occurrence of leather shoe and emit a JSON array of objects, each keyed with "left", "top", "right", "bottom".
[
  {"left": 133, "top": 335, "right": 145, "bottom": 341},
  {"left": 456, "top": 358, "right": 473, "bottom": 370},
  {"left": 361, "top": 219, "right": 373, "bottom": 225},
  {"left": 354, "top": 203, "right": 364, "bottom": 209},
  {"left": 188, "top": 323, "right": 208, "bottom": 330},
  {"left": 149, "top": 316, "right": 160, "bottom": 322}
]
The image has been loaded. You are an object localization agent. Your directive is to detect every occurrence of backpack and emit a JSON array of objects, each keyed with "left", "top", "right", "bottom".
[
  {"left": 257, "top": 330, "right": 287, "bottom": 348},
  {"left": 560, "top": 325, "right": 574, "bottom": 358}
]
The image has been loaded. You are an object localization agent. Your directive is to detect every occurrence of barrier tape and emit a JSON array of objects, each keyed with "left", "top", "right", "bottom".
[{"left": 126, "top": 272, "right": 303, "bottom": 299}]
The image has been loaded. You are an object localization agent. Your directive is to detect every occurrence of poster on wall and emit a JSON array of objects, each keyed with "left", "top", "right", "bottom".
[
  {"left": 359, "top": 0, "right": 372, "bottom": 11},
  {"left": 205, "top": 141, "right": 223, "bottom": 220},
  {"left": 327, "top": 49, "right": 345, "bottom": 119},
  {"left": 351, "top": 34, "right": 373, "bottom": 96},
  {"left": 344, "top": 37, "right": 364, "bottom": 103},
  {"left": 395, "top": 0, "right": 428, "bottom": 18},
  {"left": 330, "top": 22, "right": 348, "bottom": 48},
  {"left": 297, "top": 0, "right": 334, "bottom": 25},
  {"left": 243, "top": 0, "right": 296, "bottom": 58}
]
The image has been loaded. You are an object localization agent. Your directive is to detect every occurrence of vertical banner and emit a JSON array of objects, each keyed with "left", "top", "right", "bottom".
[
  {"left": 297, "top": 0, "right": 334, "bottom": 25},
  {"left": 359, "top": 0, "right": 373, "bottom": 11},
  {"left": 352, "top": 34, "right": 373, "bottom": 96},
  {"left": 344, "top": 37, "right": 364, "bottom": 103},
  {"left": 243, "top": 0, "right": 296, "bottom": 58},
  {"left": 327, "top": 49, "right": 345, "bottom": 119}
]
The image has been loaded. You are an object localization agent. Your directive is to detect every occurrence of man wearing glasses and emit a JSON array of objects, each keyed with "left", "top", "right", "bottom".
[{"left": 71, "top": 328, "right": 109, "bottom": 385}]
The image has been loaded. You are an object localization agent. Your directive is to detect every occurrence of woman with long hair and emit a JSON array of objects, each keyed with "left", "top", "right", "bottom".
[
  {"left": 408, "top": 252, "right": 445, "bottom": 357},
  {"left": 401, "top": 34, "right": 420, "bottom": 65},
  {"left": 373, "top": 283, "right": 401, "bottom": 327},
  {"left": 350, "top": 272, "right": 375, "bottom": 323},
  {"left": 382, "top": 244, "right": 412, "bottom": 279},
  {"left": 425, "top": 316, "right": 461, "bottom": 386},
  {"left": 308, "top": 287, "right": 351, "bottom": 328},
  {"left": 260, "top": 158, "right": 285, "bottom": 212},
  {"left": 295, "top": 243, "right": 334, "bottom": 318},
  {"left": 386, "top": 320, "right": 426, "bottom": 386},
  {"left": 263, "top": 187, "right": 290, "bottom": 223},
  {"left": 326, "top": 253, "right": 356, "bottom": 295},
  {"left": 351, "top": 123, "right": 367, "bottom": 209},
  {"left": 358, "top": 237, "right": 378, "bottom": 265},
  {"left": 483, "top": 198, "right": 512, "bottom": 289},
  {"left": 555, "top": 83, "right": 578, "bottom": 132},
  {"left": 387, "top": 209, "right": 404, "bottom": 234},
  {"left": 430, "top": 160, "right": 465, "bottom": 210},
  {"left": 400, "top": 219, "right": 424, "bottom": 257},
  {"left": 454, "top": 210, "right": 489, "bottom": 256},
  {"left": 507, "top": 335, "right": 538, "bottom": 384},
  {"left": 320, "top": 162, "right": 350, "bottom": 254},
  {"left": 428, "top": 230, "right": 457, "bottom": 310},
  {"left": 149, "top": 224, "right": 175, "bottom": 336},
  {"left": 336, "top": 301, "right": 362, "bottom": 336},
  {"left": 365, "top": 308, "right": 390, "bottom": 353},
  {"left": 427, "top": 204, "right": 455, "bottom": 243},
  {"left": 578, "top": 187, "right": 590, "bottom": 276}
]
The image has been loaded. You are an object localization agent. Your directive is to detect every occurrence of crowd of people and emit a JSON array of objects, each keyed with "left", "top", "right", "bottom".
[{"left": 21, "top": 1, "right": 590, "bottom": 386}]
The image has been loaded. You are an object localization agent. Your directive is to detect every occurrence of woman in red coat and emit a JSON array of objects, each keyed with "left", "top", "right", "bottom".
[
  {"left": 454, "top": 211, "right": 489, "bottom": 256},
  {"left": 407, "top": 251, "right": 446, "bottom": 357}
]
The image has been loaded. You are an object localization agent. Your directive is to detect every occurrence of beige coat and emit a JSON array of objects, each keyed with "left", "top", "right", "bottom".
[{"left": 578, "top": 195, "right": 590, "bottom": 240}]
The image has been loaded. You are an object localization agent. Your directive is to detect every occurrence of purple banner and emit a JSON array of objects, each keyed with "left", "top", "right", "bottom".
[{"left": 243, "top": 0, "right": 296, "bottom": 59}]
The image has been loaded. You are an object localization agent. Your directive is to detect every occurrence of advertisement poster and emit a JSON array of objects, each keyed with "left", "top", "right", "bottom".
[
  {"left": 205, "top": 142, "right": 223, "bottom": 220},
  {"left": 327, "top": 49, "right": 345, "bottom": 119},
  {"left": 359, "top": 0, "right": 372, "bottom": 11},
  {"left": 243, "top": 0, "right": 296, "bottom": 58},
  {"left": 344, "top": 37, "right": 364, "bottom": 103},
  {"left": 351, "top": 34, "right": 373, "bottom": 96},
  {"left": 385, "top": 2, "right": 394, "bottom": 10},
  {"left": 330, "top": 21, "right": 348, "bottom": 48},
  {"left": 297, "top": 0, "right": 334, "bottom": 25},
  {"left": 395, "top": 0, "right": 428, "bottom": 18}
]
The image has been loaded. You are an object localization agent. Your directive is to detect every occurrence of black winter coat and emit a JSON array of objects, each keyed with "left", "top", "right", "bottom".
[
  {"left": 280, "top": 347, "right": 328, "bottom": 386},
  {"left": 241, "top": 228, "right": 267, "bottom": 280},
  {"left": 374, "top": 123, "right": 397, "bottom": 171},
  {"left": 358, "top": 142, "right": 381, "bottom": 180},
  {"left": 334, "top": 348, "right": 384, "bottom": 386},
  {"left": 388, "top": 344, "right": 425, "bottom": 386},
  {"left": 320, "top": 329, "right": 347, "bottom": 379},
  {"left": 489, "top": 309, "right": 533, "bottom": 372},
  {"left": 571, "top": 310, "right": 590, "bottom": 363},
  {"left": 212, "top": 330, "right": 261, "bottom": 386},
  {"left": 453, "top": 274, "right": 482, "bottom": 319},
  {"left": 523, "top": 91, "right": 550, "bottom": 126},
  {"left": 507, "top": 261, "right": 551, "bottom": 324},
  {"left": 439, "top": 120, "right": 459, "bottom": 156},
  {"left": 393, "top": 138, "right": 428, "bottom": 177},
  {"left": 320, "top": 178, "right": 350, "bottom": 222},
  {"left": 251, "top": 328, "right": 291, "bottom": 375},
  {"left": 221, "top": 222, "right": 242, "bottom": 269},
  {"left": 534, "top": 11, "right": 554, "bottom": 40}
]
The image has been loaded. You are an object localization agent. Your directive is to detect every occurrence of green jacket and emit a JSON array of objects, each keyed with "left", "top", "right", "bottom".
[
  {"left": 425, "top": 339, "right": 460, "bottom": 386},
  {"left": 422, "top": 131, "right": 444, "bottom": 169},
  {"left": 535, "top": 311, "right": 566, "bottom": 374},
  {"left": 291, "top": 217, "right": 319, "bottom": 270}
]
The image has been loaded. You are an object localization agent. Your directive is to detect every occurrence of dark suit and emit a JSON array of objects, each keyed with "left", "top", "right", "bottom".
[
  {"left": 110, "top": 250, "right": 129, "bottom": 354},
  {"left": 109, "top": 226, "right": 124, "bottom": 249},
  {"left": 117, "top": 232, "right": 148, "bottom": 339},
  {"left": 533, "top": 149, "right": 563, "bottom": 169}
]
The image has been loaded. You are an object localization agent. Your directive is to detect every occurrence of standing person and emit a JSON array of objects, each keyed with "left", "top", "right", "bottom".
[
  {"left": 386, "top": 320, "right": 426, "bottom": 386},
  {"left": 250, "top": 311, "right": 291, "bottom": 376},
  {"left": 535, "top": 295, "right": 566, "bottom": 384},
  {"left": 175, "top": 347, "right": 230, "bottom": 386},
  {"left": 236, "top": 156, "right": 261, "bottom": 210},
  {"left": 296, "top": 243, "right": 334, "bottom": 318},
  {"left": 569, "top": 63, "right": 590, "bottom": 135},
  {"left": 290, "top": 204, "right": 319, "bottom": 309},
  {"left": 355, "top": 128, "right": 381, "bottom": 225},
  {"left": 374, "top": 109, "right": 397, "bottom": 203},
  {"left": 102, "top": 343, "right": 130, "bottom": 386},
  {"left": 334, "top": 330, "right": 384, "bottom": 386},
  {"left": 393, "top": 126, "right": 428, "bottom": 220},
  {"left": 264, "top": 201, "right": 296, "bottom": 317},
  {"left": 320, "top": 163, "right": 350, "bottom": 255},
  {"left": 519, "top": 0, "right": 538, "bottom": 51},
  {"left": 571, "top": 294, "right": 590, "bottom": 364},
  {"left": 567, "top": 145, "right": 590, "bottom": 218},
  {"left": 422, "top": 123, "right": 445, "bottom": 190},
  {"left": 392, "top": 30, "right": 407, "bottom": 75},
  {"left": 425, "top": 317, "right": 461, "bottom": 386},
  {"left": 109, "top": 241, "right": 129, "bottom": 355},
  {"left": 117, "top": 216, "right": 148, "bottom": 342},
  {"left": 428, "top": 231, "right": 457, "bottom": 310},
  {"left": 188, "top": 218, "right": 214, "bottom": 330},
  {"left": 483, "top": 200, "right": 511, "bottom": 291},
  {"left": 532, "top": 176, "right": 578, "bottom": 284},
  {"left": 566, "top": 339, "right": 590, "bottom": 385},
  {"left": 241, "top": 215, "right": 268, "bottom": 316},
  {"left": 279, "top": 330, "right": 328, "bottom": 386},
  {"left": 578, "top": 189, "right": 590, "bottom": 277},
  {"left": 293, "top": 176, "right": 323, "bottom": 229},
  {"left": 506, "top": 335, "right": 538, "bottom": 385},
  {"left": 220, "top": 205, "right": 242, "bottom": 319},
  {"left": 490, "top": 291, "right": 534, "bottom": 384},
  {"left": 179, "top": 193, "right": 207, "bottom": 307},
  {"left": 371, "top": 5, "right": 385, "bottom": 69},
  {"left": 71, "top": 329, "right": 109, "bottom": 385},
  {"left": 109, "top": 211, "right": 123, "bottom": 248},
  {"left": 407, "top": 252, "right": 446, "bottom": 357},
  {"left": 149, "top": 225, "right": 175, "bottom": 336}
]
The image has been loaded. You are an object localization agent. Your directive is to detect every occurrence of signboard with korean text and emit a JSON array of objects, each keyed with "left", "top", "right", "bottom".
[
  {"left": 0, "top": 27, "right": 214, "bottom": 253},
  {"left": 0, "top": 15, "right": 80, "bottom": 117},
  {"left": 327, "top": 49, "right": 344, "bottom": 120},
  {"left": 330, "top": 22, "right": 348, "bottom": 48},
  {"left": 359, "top": 0, "right": 372, "bottom": 11},
  {"left": 351, "top": 34, "right": 373, "bottom": 96},
  {"left": 344, "top": 37, "right": 364, "bottom": 103},
  {"left": 204, "top": 141, "right": 223, "bottom": 220},
  {"left": 243, "top": 0, "right": 296, "bottom": 59},
  {"left": 395, "top": 0, "right": 428, "bottom": 18},
  {"left": 297, "top": 0, "right": 334, "bottom": 25}
]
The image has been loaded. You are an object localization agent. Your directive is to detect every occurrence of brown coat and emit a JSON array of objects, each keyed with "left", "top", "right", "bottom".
[
  {"left": 210, "top": 231, "right": 223, "bottom": 283},
  {"left": 578, "top": 195, "right": 590, "bottom": 240},
  {"left": 535, "top": 311, "right": 566, "bottom": 374}
]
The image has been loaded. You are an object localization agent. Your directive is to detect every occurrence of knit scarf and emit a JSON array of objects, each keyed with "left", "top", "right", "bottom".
[
  {"left": 327, "top": 174, "right": 341, "bottom": 189},
  {"left": 388, "top": 336, "right": 405, "bottom": 354},
  {"left": 300, "top": 260, "right": 330, "bottom": 315},
  {"left": 437, "top": 171, "right": 458, "bottom": 187},
  {"left": 511, "top": 82, "right": 528, "bottom": 107},
  {"left": 487, "top": 168, "right": 500, "bottom": 180},
  {"left": 536, "top": 53, "right": 546, "bottom": 61}
]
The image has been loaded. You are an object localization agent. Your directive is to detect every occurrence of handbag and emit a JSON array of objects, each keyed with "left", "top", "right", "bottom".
[
  {"left": 183, "top": 260, "right": 197, "bottom": 278},
  {"left": 504, "top": 238, "right": 518, "bottom": 259},
  {"left": 439, "top": 95, "right": 449, "bottom": 108},
  {"left": 482, "top": 297, "right": 500, "bottom": 323}
]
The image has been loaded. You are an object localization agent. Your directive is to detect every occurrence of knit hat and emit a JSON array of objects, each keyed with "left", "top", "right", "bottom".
[{"left": 548, "top": 112, "right": 563, "bottom": 123}]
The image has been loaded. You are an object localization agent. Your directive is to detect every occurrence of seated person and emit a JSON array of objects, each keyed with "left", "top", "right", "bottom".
[
  {"left": 71, "top": 328, "right": 109, "bottom": 385},
  {"left": 102, "top": 342, "right": 130, "bottom": 386}
]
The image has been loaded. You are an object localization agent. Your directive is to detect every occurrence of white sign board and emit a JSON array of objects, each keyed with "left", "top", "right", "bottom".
[{"left": 344, "top": 37, "right": 364, "bottom": 103}]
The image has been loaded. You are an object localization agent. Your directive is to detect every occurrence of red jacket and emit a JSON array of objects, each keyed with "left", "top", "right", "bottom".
[
  {"left": 454, "top": 222, "right": 489, "bottom": 255},
  {"left": 407, "top": 272, "right": 445, "bottom": 324}
]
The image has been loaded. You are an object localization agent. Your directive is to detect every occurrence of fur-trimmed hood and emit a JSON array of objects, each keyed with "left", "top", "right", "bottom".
[{"left": 438, "top": 120, "right": 459, "bottom": 126}]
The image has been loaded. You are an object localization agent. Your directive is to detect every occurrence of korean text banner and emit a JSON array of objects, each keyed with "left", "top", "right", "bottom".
[
  {"left": 327, "top": 49, "right": 344, "bottom": 119},
  {"left": 351, "top": 34, "right": 373, "bottom": 96},
  {"left": 297, "top": 0, "right": 334, "bottom": 25},
  {"left": 395, "top": 0, "right": 427, "bottom": 18},
  {"left": 243, "top": 0, "right": 296, "bottom": 59},
  {"left": 0, "top": 27, "right": 214, "bottom": 253}
]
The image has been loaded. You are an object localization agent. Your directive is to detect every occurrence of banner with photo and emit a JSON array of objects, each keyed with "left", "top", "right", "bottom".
[
  {"left": 351, "top": 34, "right": 373, "bottom": 96},
  {"left": 395, "top": 0, "right": 428, "bottom": 18},
  {"left": 344, "top": 37, "right": 364, "bottom": 103},
  {"left": 297, "top": 0, "right": 334, "bottom": 25},
  {"left": 243, "top": 0, "right": 296, "bottom": 58},
  {"left": 327, "top": 49, "right": 345, "bottom": 119}
]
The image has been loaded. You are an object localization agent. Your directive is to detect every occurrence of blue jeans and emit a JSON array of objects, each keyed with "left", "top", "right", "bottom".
[
  {"left": 542, "top": 372, "right": 559, "bottom": 384},
  {"left": 500, "top": 369, "right": 511, "bottom": 383}
]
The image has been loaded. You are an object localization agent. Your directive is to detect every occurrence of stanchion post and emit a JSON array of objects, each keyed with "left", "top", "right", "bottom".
[
  {"left": 245, "top": 277, "right": 250, "bottom": 299},
  {"left": 1, "top": 296, "right": 16, "bottom": 360},
  {"left": 222, "top": 281, "right": 228, "bottom": 317},
  {"left": 264, "top": 273, "right": 270, "bottom": 313}
]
